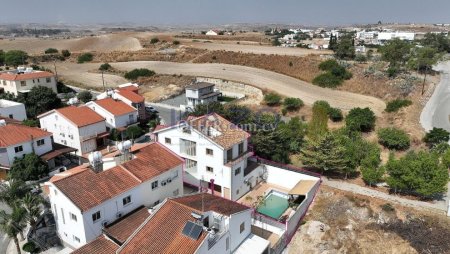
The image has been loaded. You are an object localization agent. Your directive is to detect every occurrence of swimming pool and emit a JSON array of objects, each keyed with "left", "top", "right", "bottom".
[{"left": 256, "top": 190, "right": 289, "bottom": 219}]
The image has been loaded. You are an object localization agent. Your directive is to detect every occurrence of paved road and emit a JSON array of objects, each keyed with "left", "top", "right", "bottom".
[
  {"left": 322, "top": 178, "right": 447, "bottom": 214},
  {"left": 52, "top": 61, "right": 385, "bottom": 115}
]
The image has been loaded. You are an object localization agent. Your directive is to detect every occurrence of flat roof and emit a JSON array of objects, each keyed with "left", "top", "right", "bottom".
[
  {"left": 186, "top": 82, "right": 215, "bottom": 90},
  {"left": 233, "top": 234, "right": 270, "bottom": 254},
  {"left": 288, "top": 180, "right": 318, "bottom": 195},
  {"left": 0, "top": 99, "right": 23, "bottom": 108}
]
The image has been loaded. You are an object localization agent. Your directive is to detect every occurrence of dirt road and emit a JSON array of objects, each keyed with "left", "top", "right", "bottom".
[{"left": 53, "top": 61, "right": 385, "bottom": 115}]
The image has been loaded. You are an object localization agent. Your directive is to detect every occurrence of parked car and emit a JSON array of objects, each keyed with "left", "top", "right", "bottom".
[{"left": 145, "top": 106, "right": 158, "bottom": 113}]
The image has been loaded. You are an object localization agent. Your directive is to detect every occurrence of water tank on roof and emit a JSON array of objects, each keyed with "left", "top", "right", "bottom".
[
  {"left": 118, "top": 140, "right": 132, "bottom": 153},
  {"left": 0, "top": 119, "right": 6, "bottom": 126},
  {"left": 17, "top": 66, "right": 25, "bottom": 72},
  {"left": 25, "top": 67, "right": 33, "bottom": 73},
  {"left": 88, "top": 151, "right": 103, "bottom": 164}
]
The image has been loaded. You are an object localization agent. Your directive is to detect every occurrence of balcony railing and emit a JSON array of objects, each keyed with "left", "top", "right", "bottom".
[{"left": 224, "top": 146, "right": 254, "bottom": 167}]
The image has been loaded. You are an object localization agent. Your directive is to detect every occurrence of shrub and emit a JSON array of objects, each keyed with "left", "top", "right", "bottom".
[
  {"left": 423, "top": 127, "right": 450, "bottom": 148},
  {"left": 355, "top": 54, "right": 367, "bottom": 63},
  {"left": 124, "top": 68, "right": 155, "bottom": 80},
  {"left": 44, "top": 48, "right": 58, "bottom": 54},
  {"left": 23, "top": 242, "right": 39, "bottom": 254},
  {"left": 331, "top": 65, "right": 353, "bottom": 80},
  {"left": 150, "top": 37, "right": 159, "bottom": 44},
  {"left": 387, "top": 66, "right": 399, "bottom": 77},
  {"left": 313, "top": 100, "right": 331, "bottom": 112},
  {"left": 5, "top": 50, "right": 28, "bottom": 66},
  {"left": 264, "top": 92, "right": 282, "bottom": 106},
  {"left": 361, "top": 166, "right": 385, "bottom": 186},
  {"left": 283, "top": 97, "right": 304, "bottom": 111},
  {"left": 99, "top": 63, "right": 112, "bottom": 71},
  {"left": 380, "top": 203, "right": 395, "bottom": 212},
  {"left": 61, "top": 49, "right": 71, "bottom": 57},
  {"left": 328, "top": 108, "right": 343, "bottom": 122},
  {"left": 126, "top": 125, "right": 143, "bottom": 139},
  {"left": 346, "top": 107, "right": 376, "bottom": 132},
  {"left": 385, "top": 99, "right": 412, "bottom": 113},
  {"left": 318, "top": 59, "right": 340, "bottom": 71},
  {"left": 173, "top": 40, "right": 180, "bottom": 45},
  {"left": 442, "top": 149, "right": 450, "bottom": 168},
  {"left": 312, "top": 72, "right": 343, "bottom": 88},
  {"left": 77, "top": 90, "right": 93, "bottom": 103},
  {"left": 77, "top": 53, "right": 93, "bottom": 63},
  {"left": 378, "top": 127, "right": 410, "bottom": 150}
]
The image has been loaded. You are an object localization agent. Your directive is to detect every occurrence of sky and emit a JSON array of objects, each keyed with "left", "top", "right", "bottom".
[{"left": 0, "top": 0, "right": 449, "bottom": 26}]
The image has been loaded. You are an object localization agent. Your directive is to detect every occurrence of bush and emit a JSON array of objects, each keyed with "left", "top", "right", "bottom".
[
  {"left": 99, "top": 63, "right": 112, "bottom": 71},
  {"left": 378, "top": 127, "right": 410, "bottom": 150},
  {"left": 150, "top": 37, "right": 159, "bottom": 44},
  {"left": 283, "top": 97, "right": 304, "bottom": 111},
  {"left": 361, "top": 166, "right": 385, "bottom": 186},
  {"left": 264, "top": 92, "right": 282, "bottom": 106},
  {"left": 318, "top": 59, "right": 340, "bottom": 71},
  {"left": 61, "top": 49, "right": 71, "bottom": 57},
  {"left": 77, "top": 53, "right": 93, "bottom": 63},
  {"left": 355, "top": 54, "right": 367, "bottom": 63},
  {"left": 331, "top": 65, "right": 353, "bottom": 80},
  {"left": 173, "top": 40, "right": 180, "bottom": 45},
  {"left": 312, "top": 72, "right": 343, "bottom": 88},
  {"left": 126, "top": 125, "right": 143, "bottom": 139},
  {"left": 380, "top": 203, "right": 395, "bottom": 212},
  {"left": 346, "top": 107, "right": 376, "bottom": 132},
  {"left": 387, "top": 66, "right": 399, "bottom": 77},
  {"left": 44, "top": 48, "right": 58, "bottom": 54},
  {"left": 77, "top": 90, "right": 93, "bottom": 103},
  {"left": 385, "top": 99, "right": 412, "bottom": 113},
  {"left": 313, "top": 100, "right": 331, "bottom": 112},
  {"left": 4, "top": 50, "right": 28, "bottom": 66},
  {"left": 442, "top": 149, "right": 450, "bottom": 168},
  {"left": 124, "top": 68, "right": 155, "bottom": 80},
  {"left": 23, "top": 242, "right": 39, "bottom": 254},
  {"left": 328, "top": 108, "right": 343, "bottom": 122},
  {"left": 423, "top": 127, "right": 450, "bottom": 148},
  {"left": 9, "top": 154, "right": 49, "bottom": 181}
]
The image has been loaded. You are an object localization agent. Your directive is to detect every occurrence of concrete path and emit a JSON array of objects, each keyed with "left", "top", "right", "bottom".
[{"left": 322, "top": 178, "right": 447, "bottom": 214}]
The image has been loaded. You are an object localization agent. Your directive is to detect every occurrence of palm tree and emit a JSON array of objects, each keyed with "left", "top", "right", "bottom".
[
  {"left": 21, "top": 194, "right": 43, "bottom": 231},
  {"left": 0, "top": 205, "right": 27, "bottom": 254},
  {"left": 0, "top": 179, "right": 30, "bottom": 207}
]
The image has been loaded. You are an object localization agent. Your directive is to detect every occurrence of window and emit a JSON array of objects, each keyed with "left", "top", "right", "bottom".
[
  {"left": 153, "top": 200, "right": 160, "bottom": 206},
  {"left": 70, "top": 213, "right": 77, "bottom": 222},
  {"left": 61, "top": 208, "right": 65, "bottom": 224},
  {"left": 165, "top": 137, "right": 171, "bottom": 144},
  {"left": 92, "top": 211, "right": 101, "bottom": 222},
  {"left": 37, "top": 78, "right": 40, "bottom": 82},
  {"left": 46, "top": 77, "right": 51, "bottom": 83},
  {"left": 32, "top": 79, "right": 35, "bottom": 83},
  {"left": 73, "top": 235, "right": 80, "bottom": 243},
  {"left": 123, "top": 195, "right": 131, "bottom": 206},
  {"left": 227, "top": 149, "right": 233, "bottom": 162},
  {"left": 236, "top": 189, "right": 240, "bottom": 195},
  {"left": 20, "top": 81, "right": 26, "bottom": 86},
  {"left": 8, "top": 114, "right": 13, "bottom": 119},
  {"left": 185, "top": 159, "right": 197, "bottom": 171},
  {"left": 151, "top": 181, "right": 158, "bottom": 190},
  {"left": 238, "top": 142, "right": 244, "bottom": 154},
  {"left": 206, "top": 166, "right": 213, "bottom": 173},
  {"left": 14, "top": 146, "right": 23, "bottom": 153},
  {"left": 234, "top": 167, "right": 241, "bottom": 176},
  {"left": 206, "top": 148, "right": 213, "bottom": 156},
  {"left": 2, "top": 81, "right": 5, "bottom": 86},
  {"left": 37, "top": 139, "right": 45, "bottom": 146},
  {"left": 180, "top": 139, "right": 196, "bottom": 156},
  {"left": 240, "top": 222, "right": 245, "bottom": 233},
  {"left": 173, "top": 189, "right": 179, "bottom": 196}
]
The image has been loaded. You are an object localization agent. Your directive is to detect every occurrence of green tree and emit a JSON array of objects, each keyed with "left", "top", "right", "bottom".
[
  {"left": 421, "top": 32, "right": 450, "bottom": 53},
  {"left": 334, "top": 35, "right": 356, "bottom": 60},
  {"left": 272, "top": 38, "right": 281, "bottom": 46},
  {"left": 423, "top": 127, "right": 450, "bottom": 148},
  {"left": 223, "top": 104, "right": 253, "bottom": 125},
  {"left": 99, "top": 63, "right": 112, "bottom": 71},
  {"left": 385, "top": 99, "right": 412, "bottom": 113},
  {"left": 189, "top": 101, "right": 224, "bottom": 116},
  {"left": 0, "top": 179, "right": 30, "bottom": 207},
  {"left": 264, "top": 92, "right": 282, "bottom": 106},
  {"left": 124, "top": 68, "right": 155, "bottom": 80},
  {"left": 109, "top": 128, "right": 121, "bottom": 141},
  {"left": 173, "top": 40, "right": 180, "bottom": 45},
  {"left": 345, "top": 107, "right": 376, "bottom": 132},
  {"left": 377, "top": 127, "right": 410, "bottom": 150},
  {"left": 126, "top": 125, "right": 143, "bottom": 140},
  {"left": 328, "top": 108, "right": 343, "bottom": 122},
  {"left": 77, "top": 53, "right": 93, "bottom": 63},
  {"left": 318, "top": 59, "right": 340, "bottom": 71},
  {"left": 0, "top": 50, "right": 5, "bottom": 65},
  {"left": 312, "top": 72, "right": 343, "bottom": 88},
  {"left": 361, "top": 166, "right": 385, "bottom": 186},
  {"left": 61, "top": 50, "right": 71, "bottom": 58},
  {"left": 9, "top": 153, "right": 49, "bottom": 181},
  {"left": 408, "top": 46, "right": 442, "bottom": 94},
  {"left": 379, "top": 38, "right": 411, "bottom": 67},
  {"left": 19, "top": 86, "right": 63, "bottom": 118},
  {"left": 0, "top": 205, "right": 27, "bottom": 254},
  {"left": 308, "top": 102, "right": 329, "bottom": 140},
  {"left": 77, "top": 90, "right": 93, "bottom": 103},
  {"left": 21, "top": 194, "right": 44, "bottom": 230},
  {"left": 4, "top": 50, "right": 28, "bottom": 66},
  {"left": 44, "top": 48, "right": 58, "bottom": 54},
  {"left": 442, "top": 148, "right": 450, "bottom": 168},
  {"left": 150, "top": 37, "right": 160, "bottom": 44},
  {"left": 300, "top": 132, "right": 348, "bottom": 174},
  {"left": 283, "top": 97, "right": 304, "bottom": 111}
]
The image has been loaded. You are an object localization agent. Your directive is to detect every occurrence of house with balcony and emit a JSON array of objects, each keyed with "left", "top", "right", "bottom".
[
  {"left": 0, "top": 99, "right": 27, "bottom": 121},
  {"left": 185, "top": 82, "right": 221, "bottom": 108},
  {"left": 0, "top": 67, "right": 57, "bottom": 95},
  {"left": 86, "top": 98, "right": 138, "bottom": 132},
  {"left": 45, "top": 142, "right": 184, "bottom": 249},
  {"left": 72, "top": 193, "right": 270, "bottom": 254},
  {"left": 38, "top": 106, "right": 107, "bottom": 155}
]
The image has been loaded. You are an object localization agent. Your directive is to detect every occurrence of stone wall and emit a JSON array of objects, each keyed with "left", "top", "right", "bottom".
[{"left": 196, "top": 77, "right": 264, "bottom": 104}]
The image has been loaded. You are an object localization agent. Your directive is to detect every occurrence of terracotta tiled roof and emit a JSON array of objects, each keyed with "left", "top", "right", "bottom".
[
  {"left": 121, "top": 143, "right": 183, "bottom": 182},
  {"left": 117, "top": 90, "right": 144, "bottom": 103},
  {"left": 103, "top": 206, "right": 150, "bottom": 244},
  {"left": 49, "top": 106, "right": 105, "bottom": 127},
  {"left": 0, "top": 71, "right": 54, "bottom": 81},
  {"left": 189, "top": 113, "right": 250, "bottom": 149},
  {"left": 0, "top": 116, "right": 22, "bottom": 125},
  {"left": 118, "top": 85, "right": 139, "bottom": 93},
  {"left": 173, "top": 193, "right": 250, "bottom": 216},
  {"left": 52, "top": 165, "right": 140, "bottom": 212},
  {"left": 93, "top": 98, "right": 136, "bottom": 116},
  {"left": 0, "top": 124, "right": 51, "bottom": 147},
  {"left": 118, "top": 200, "right": 208, "bottom": 254},
  {"left": 72, "top": 236, "right": 119, "bottom": 254}
]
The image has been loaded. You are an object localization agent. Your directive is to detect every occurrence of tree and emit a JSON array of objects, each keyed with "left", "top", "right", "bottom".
[
  {"left": 345, "top": 107, "right": 376, "bottom": 132},
  {"left": 300, "top": 132, "right": 348, "bottom": 174},
  {"left": 377, "top": 127, "right": 410, "bottom": 150},
  {"left": 272, "top": 38, "right": 281, "bottom": 46},
  {"left": 318, "top": 59, "right": 340, "bottom": 71},
  {"left": 312, "top": 72, "right": 343, "bottom": 88},
  {"left": 421, "top": 32, "right": 450, "bottom": 53},
  {"left": 99, "top": 63, "right": 112, "bottom": 71},
  {"left": 189, "top": 101, "right": 224, "bottom": 116},
  {"left": 77, "top": 90, "right": 93, "bottom": 103},
  {"left": 308, "top": 102, "right": 329, "bottom": 140},
  {"left": 19, "top": 86, "right": 63, "bottom": 118},
  {"left": 124, "top": 68, "right": 155, "bottom": 80},
  {"left": 21, "top": 194, "right": 43, "bottom": 230},
  {"left": 223, "top": 104, "right": 253, "bottom": 125},
  {"left": 150, "top": 37, "right": 160, "bottom": 44},
  {"left": 385, "top": 99, "right": 412, "bottom": 113},
  {"left": 423, "top": 127, "right": 450, "bottom": 148},
  {"left": 0, "top": 179, "right": 30, "bottom": 207},
  {"left": 0, "top": 205, "right": 27, "bottom": 254},
  {"left": 328, "top": 108, "right": 343, "bottom": 122},
  {"left": 0, "top": 50, "right": 5, "bottom": 66},
  {"left": 61, "top": 50, "right": 71, "bottom": 58},
  {"left": 379, "top": 38, "right": 411, "bottom": 67},
  {"left": 4, "top": 50, "right": 28, "bottom": 66},
  {"left": 328, "top": 34, "right": 338, "bottom": 51},
  {"left": 44, "top": 48, "right": 58, "bottom": 54},
  {"left": 126, "top": 125, "right": 143, "bottom": 140},
  {"left": 9, "top": 154, "right": 49, "bottom": 181},
  {"left": 334, "top": 35, "right": 356, "bottom": 60},
  {"left": 173, "top": 40, "right": 180, "bottom": 45},
  {"left": 109, "top": 128, "right": 121, "bottom": 141},
  {"left": 361, "top": 166, "right": 385, "bottom": 186},
  {"left": 77, "top": 53, "right": 93, "bottom": 63},
  {"left": 283, "top": 97, "right": 304, "bottom": 111},
  {"left": 264, "top": 92, "right": 282, "bottom": 106},
  {"left": 442, "top": 148, "right": 450, "bottom": 168},
  {"left": 408, "top": 46, "right": 442, "bottom": 94}
]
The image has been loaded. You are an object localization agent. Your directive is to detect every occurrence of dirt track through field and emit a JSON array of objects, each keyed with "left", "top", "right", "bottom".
[{"left": 52, "top": 61, "right": 385, "bottom": 115}]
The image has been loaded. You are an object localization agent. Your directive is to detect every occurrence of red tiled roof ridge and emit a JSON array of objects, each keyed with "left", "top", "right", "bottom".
[
  {"left": 118, "top": 164, "right": 143, "bottom": 184},
  {"left": 49, "top": 164, "right": 90, "bottom": 183}
]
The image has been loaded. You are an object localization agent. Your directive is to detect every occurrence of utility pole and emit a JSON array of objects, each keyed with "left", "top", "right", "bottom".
[
  {"left": 101, "top": 71, "right": 106, "bottom": 92},
  {"left": 53, "top": 58, "right": 58, "bottom": 82}
]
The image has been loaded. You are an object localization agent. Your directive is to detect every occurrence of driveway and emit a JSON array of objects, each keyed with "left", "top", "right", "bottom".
[{"left": 52, "top": 61, "right": 386, "bottom": 116}]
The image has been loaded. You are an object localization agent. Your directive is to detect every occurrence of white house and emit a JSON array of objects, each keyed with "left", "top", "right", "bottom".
[
  {"left": 0, "top": 67, "right": 57, "bottom": 95},
  {"left": 378, "top": 31, "right": 415, "bottom": 41},
  {"left": 0, "top": 99, "right": 27, "bottom": 121},
  {"left": 185, "top": 82, "right": 221, "bottom": 108},
  {"left": 45, "top": 142, "right": 184, "bottom": 249},
  {"left": 86, "top": 98, "right": 138, "bottom": 131},
  {"left": 72, "top": 193, "right": 270, "bottom": 254},
  {"left": 0, "top": 121, "right": 52, "bottom": 168},
  {"left": 206, "top": 30, "right": 219, "bottom": 36},
  {"left": 38, "top": 106, "right": 107, "bottom": 155}
]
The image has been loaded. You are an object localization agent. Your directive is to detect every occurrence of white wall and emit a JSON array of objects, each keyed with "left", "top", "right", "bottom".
[
  {"left": 1, "top": 76, "right": 57, "bottom": 95},
  {"left": 2, "top": 135, "right": 52, "bottom": 167},
  {"left": 86, "top": 102, "right": 138, "bottom": 129},
  {"left": 265, "top": 164, "right": 319, "bottom": 189},
  {"left": 0, "top": 100, "right": 27, "bottom": 120}
]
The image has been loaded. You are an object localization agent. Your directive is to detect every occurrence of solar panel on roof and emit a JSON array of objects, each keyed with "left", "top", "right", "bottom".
[{"left": 182, "top": 221, "right": 203, "bottom": 240}]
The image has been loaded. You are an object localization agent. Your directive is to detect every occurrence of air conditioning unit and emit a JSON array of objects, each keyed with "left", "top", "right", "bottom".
[
  {"left": 161, "top": 180, "right": 167, "bottom": 186},
  {"left": 116, "top": 212, "right": 123, "bottom": 218},
  {"left": 101, "top": 220, "right": 109, "bottom": 227}
]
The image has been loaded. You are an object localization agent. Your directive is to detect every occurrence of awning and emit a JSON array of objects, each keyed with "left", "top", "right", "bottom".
[
  {"left": 40, "top": 144, "right": 78, "bottom": 161},
  {"left": 288, "top": 180, "right": 318, "bottom": 195},
  {"left": 97, "top": 132, "right": 110, "bottom": 139}
]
